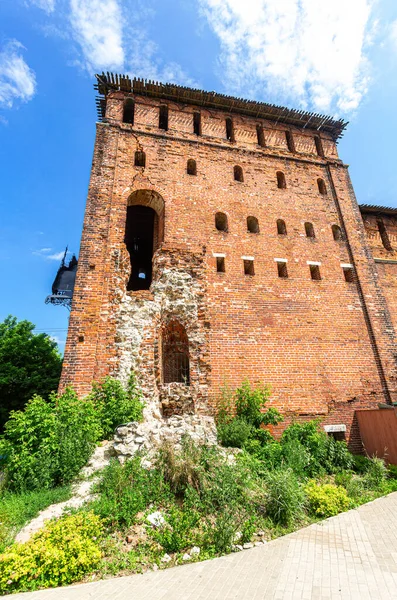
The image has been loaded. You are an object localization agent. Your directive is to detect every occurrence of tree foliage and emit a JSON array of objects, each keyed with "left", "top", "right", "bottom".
[{"left": 0, "top": 316, "right": 62, "bottom": 429}]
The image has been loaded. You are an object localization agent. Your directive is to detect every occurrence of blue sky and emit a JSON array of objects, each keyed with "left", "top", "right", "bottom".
[{"left": 1, "top": 0, "right": 397, "bottom": 351}]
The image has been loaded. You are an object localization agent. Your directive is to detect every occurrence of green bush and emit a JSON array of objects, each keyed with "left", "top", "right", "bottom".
[
  {"left": 388, "top": 463, "right": 397, "bottom": 479},
  {"left": 352, "top": 454, "right": 371, "bottom": 474},
  {"left": 282, "top": 440, "right": 311, "bottom": 478},
  {"left": 150, "top": 506, "right": 200, "bottom": 553},
  {"left": 235, "top": 381, "right": 282, "bottom": 428},
  {"left": 305, "top": 481, "right": 350, "bottom": 517},
  {"left": 264, "top": 469, "right": 305, "bottom": 525},
  {"left": 91, "top": 456, "right": 170, "bottom": 528},
  {"left": 156, "top": 437, "right": 208, "bottom": 497},
  {"left": 91, "top": 375, "right": 144, "bottom": 439},
  {"left": 364, "top": 457, "right": 387, "bottom": 489},
  {"left": 217, "top": 418, "right": 253, "bottom": 449},
  {"left": 0, "top": 512, "right": 103, "bottom": 594},
  {"left": 0, "top": 486, "right": 71, "bottom": 552}
]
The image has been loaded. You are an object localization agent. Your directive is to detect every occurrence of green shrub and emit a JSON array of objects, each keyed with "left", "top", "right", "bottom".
[
  {"left": 305, "top": 481, "right": 350, "bottom": 517},
  {"left": 264, "top": 469, "right": 305, "bottom": 525},
  {"left": 156, "top": 437, "right": 208, "bottom": 497},
  {"left": 388, "top": 463, "right": 397, "bottom": 480},
  {"left": 91, "top": 456, "right": 169, "bottom": 528},
  {"left": 352, "top": 454, "right": 371, "bottom": 474},
  {"left": 0, "top": 512, "right": 103, "bottom": 594},
  {"left": 217, "top": 418, "right": 253, "bottom": 449},
  {"left": 282, "top": 440, "right": 311, "bottom": 477},
  {"left": 0, "top": 486, "right": 71, "bottom": 552},
  {"left": 91, "top": 375, "right": 144, "bottom": 439},
  {"left": 150, "top": 506, "right": 200, "bottom": 553},
  {"left": 235, "top": 381, "right": 281, "bottom": 428},
  {"left": 364, "top": 457, "right": 387, "bottom": 489}
]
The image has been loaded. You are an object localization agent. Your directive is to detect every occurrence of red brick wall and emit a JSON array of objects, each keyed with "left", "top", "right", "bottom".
[{"left": 60, "top": 90, "right": 397, "bottom": 449}]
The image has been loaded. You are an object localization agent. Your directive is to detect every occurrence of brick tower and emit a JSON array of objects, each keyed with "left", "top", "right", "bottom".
[{"left": 60, "top": 74, "right": 397, "bottom": 449}]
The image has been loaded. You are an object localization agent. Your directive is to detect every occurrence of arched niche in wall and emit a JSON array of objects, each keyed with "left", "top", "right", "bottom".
[{"left": 125, "top": 189, "right": 165, "bottom": 291}]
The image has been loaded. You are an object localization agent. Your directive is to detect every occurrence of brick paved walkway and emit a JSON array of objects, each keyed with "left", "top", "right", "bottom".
[{"left": 7, "top": 492, "right": 397, "bottom": 600}]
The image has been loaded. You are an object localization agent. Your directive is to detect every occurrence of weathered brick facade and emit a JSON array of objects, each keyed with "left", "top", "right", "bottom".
[{"left": 60, "top": 76, "right": 397, "bottom": 450}]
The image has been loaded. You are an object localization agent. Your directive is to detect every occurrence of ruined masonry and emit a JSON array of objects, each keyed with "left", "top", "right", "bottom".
[{"left": 60, "top": 73, "right": 397, "bottom": 451}]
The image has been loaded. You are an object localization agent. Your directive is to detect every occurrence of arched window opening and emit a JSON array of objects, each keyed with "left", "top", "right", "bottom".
[
  {"left": 226, "top": 117, "right": 235, "bottom": 142},
  {"left": 125, "top": 190, "right": 165, "bottom": 292},
  {"left": 277, "top": 171, "right": 286, "bottom": 189},
  {"left": 377, "top": 219, "right": 392, "bottom": 251},
  {"left": 159, "top": 105, "right": 169, "bottom": 130},
  {"left": 215, "top": 212, "right": 228, "bottom": 232},
  {"left": 285, "top": 130, "right": 295, "bottom": 152},
  {"left": 305, "top": 222, "right": 315, "bottom": 238},
  {"left": 234, "top": 165, "right": 244, "bottom": 182},
  {"left": 332, "top": 224, "right": 342, "bottom": 241},
  {"left": 277, "top": 219, "right": 287, "bottom": 235},
  {"left": 314, "top": 135, "right": 325, "bottom": 158},
  {"left": 247, "top": 216, "right": 260, "bottom": 233},
  {"left": 187, "top": 159, "right": 197, "bottom": 176},
  {"left": 256, "top": 124, "right": 266, "bottom": 147},
  {"left": 162, "top": 321, "right": 190, "bottom": 385},
  {"left": 317, "top": 178, "right": 327, "bottom": 195},
  {"left": 123, "top": 98, "right": 135, "bottom": 125},
  {"left": 193, "top": 112, "right": 201, "bottom": 135},
  {"left": 134, "top": 151, "right": 146, "bottom": 167}
]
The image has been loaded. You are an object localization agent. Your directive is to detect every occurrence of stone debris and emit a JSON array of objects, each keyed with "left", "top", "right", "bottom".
[
  {"left": 190, "top": 546, "right": 200, "bottom": 556},
  {"left": 161, "top": 553, "right": 172, "bottom": 563},
  {"left": 182, "top": 553, "right": 191, "bottom": 561},
  {"left": 232, "top": 544, "right": 243, "bottom": 552},
  {"left": 146, "top": 511, "right": 165, "bottom": 527},
  {"left": 243, "top": 542, "right": 254, "bottom": 549}
]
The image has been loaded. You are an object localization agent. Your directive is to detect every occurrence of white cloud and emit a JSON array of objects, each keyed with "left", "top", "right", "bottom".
[
  {"left": 26, "top": 0, "right": 56, "bottom": 13},
  {"left": 50, "top": 335, "right": 66, "bottom": 345},
  {"left": 33, "top": 248, "right": 69, "bottom": 260},
  {"left": 0, "top": 40, "right": 37, "bottom": 109},
  {"left": 199, "top": 0, "right": 373, "bottom": 114},
  {"left": 69, "top": 0, "right": 124, "bottom": 71},
  {"left": 390, "top": 20, "right": 397, "bottom": 50}
]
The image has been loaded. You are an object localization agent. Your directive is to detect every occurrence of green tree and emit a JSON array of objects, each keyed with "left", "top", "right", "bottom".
[{"left": 0, "top": 315, "right": 62, "bottom": 429}]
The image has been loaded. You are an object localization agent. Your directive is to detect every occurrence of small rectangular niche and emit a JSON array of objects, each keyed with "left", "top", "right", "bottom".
[
  {"left": 159, "top": 105, "right": 169, "bottom": 130},
  {"left": 308, "top": 262, "right": 321, "bottom": 281},
  {"left": 341, "top": 263, "right": 354, "bottom": 283},
  {"left": 275, "top": 258, "right": 288, "bottom": 278},
  {"left": 193, "top": 112, "right": 201, "bottom": 135},
  {"left": 243, "top": 257, "right": 255, "bottom": 276},
  {"left": 123, "top": 98, "right": 135, "bottom": 125},
  {"left": 216, "top": 257, "right": 225, "bottom": 273}
]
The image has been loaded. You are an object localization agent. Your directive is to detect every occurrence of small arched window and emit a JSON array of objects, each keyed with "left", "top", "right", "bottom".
[
  {"left": 247, "top": 216, "right": 259, "bottom": 234},
  {"left": 277, "top": 171, "right": 286, "bottom": 189},
  {"left": 215, "top": 212, "right": 228, "bottom": 232},
  {"left": 314, "top": 135, "right": 325, "bottom": 158},
  {"left": 332, "top": 224, "right": 342, "bottom": 241},
  {"left": 286, "top": 131, "right": 295, "bottom": 152},
  {"left": 162, "top": 321, "right": 190, "bottom": 385},
  {"left": 305, "top": 222, "right": 315, "bottom": 238},
  {"left": 187, "top": 159, "right": 197, "bottom": 176},
  {"left": 234, "top": 165, "right": 244, "bottom": 182},
  {"left": 277, "top": 219, "right": 287, "bottom": 235},
  {"left": 123, "top": 98, "right": 135, "bottom": 125},
  {"left": 134, "top": 150, "right": 146, "bottom": 167},
  {"left": 226, "top": 117, "right": 235, "bottom": 142},
  {"left": 256, "top": 124, "right": 266, "bottom": 147},
  {"left": 317, "top": 178, "right": 327, "bottom": 195}
]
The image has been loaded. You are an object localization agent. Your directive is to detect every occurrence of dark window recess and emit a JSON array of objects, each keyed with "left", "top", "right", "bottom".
[
  {"left": 216, "top": 257, "right": 225, "bottom": 273},
  {"left": 123, "top": 98, "right": 135, "bottom": 125},
  {"left": 247, "top": 216, "right": 260, "bottom": 233},
  {"left": 226, "top": 117, "right": 235, "bottom": 142},
  {"left": 215, "top": 212, "right": 228, "bottom": 232},
  {"left": 285, "top": 130, "right": 296, "bottom": 152},
  {"left": 159, "top": 105, "right": 169, "bottom": 130},
  {"left": 187, "top": 159, "right": 197, "bottom": 175},
  {"left": 343, "top": 267, "right": 354, "bottom": 283},
  {"left": 277, "top": 219, "right": 287, "bottom": 235},
  {"left": 234, "top": 165, "right": 244, "bottom": 182},
  {"left": 314, "top": 135, "right": 325, "bottom": 157},
  {"left": 332, "top": 224, "right": 342, "bottom": 241},
  {"left": 310, "top": 264, "right": 321, "bottom": 280},
  {"left": 162, "top": 321, "right": 190, "bottom": 384},
  {"left": 277, "top": 262, "right": 288, "bottom": 278},
  {"left": 317, "top": 178, "right": 327, "bottom": 195},
  {"left": 377, "top": 219, "right": 393, "bottom": 251},
  {"left": 305, "top": 222, "right": 315, "bottom": 238},
  {"left": 125, "top": 205, "right": 156, "bottom": 291},
  {"left": 256, "top": 124, "right": 266, "bottom": 147},
  {"left": 134, "top": 151, "right": 146, "bottom": 167},
  {"left": 277, "top": 171, "right": 286, "bottom": 189},
  {"left": 244, "top": 260, "right": 255, "bottom": 276},
  {"left": 193, "top": 112, "right": 201, "bottom": 135}
]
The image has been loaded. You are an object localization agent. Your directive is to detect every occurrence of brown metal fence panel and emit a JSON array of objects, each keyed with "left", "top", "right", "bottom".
[{"left": 356, "top": 408, "right": 397, "bottom": 465}]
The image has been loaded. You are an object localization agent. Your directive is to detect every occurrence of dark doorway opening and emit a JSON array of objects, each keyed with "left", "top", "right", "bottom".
[{"left": 125, "top": 205, "right": 156, "bottom": 291}]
